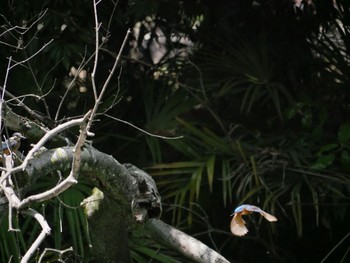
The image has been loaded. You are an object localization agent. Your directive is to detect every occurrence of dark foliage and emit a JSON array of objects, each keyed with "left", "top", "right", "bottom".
[{"left": 1, "top": 0, "right": 350, "bottom": 262}]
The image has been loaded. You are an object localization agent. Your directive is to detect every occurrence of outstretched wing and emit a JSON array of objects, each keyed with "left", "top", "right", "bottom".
[
  {"left": 230, "top": 213, "right": 248, "bottom": 236},
  {"left": 240, "top": 205, "right": 278, "bottom": 222},
  {"left": 259, "top": 211, "right": 278, "bottom": 222}
]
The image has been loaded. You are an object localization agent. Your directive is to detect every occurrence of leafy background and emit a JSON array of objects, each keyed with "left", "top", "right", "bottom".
[{"left": 1, "top": 0, "right": 350, "bottom": 262}]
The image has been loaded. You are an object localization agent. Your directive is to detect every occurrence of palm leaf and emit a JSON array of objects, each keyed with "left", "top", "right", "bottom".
[{"left": 200, "top": 35, "right": 293, "bottom": 117}]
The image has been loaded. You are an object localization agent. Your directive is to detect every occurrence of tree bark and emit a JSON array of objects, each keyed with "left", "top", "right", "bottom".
[
  {"left": 22, "top": 146, "right": 161, "bottom": 262},
  {"left": 88, "top": 196, "right": 131, "bottom": 262},
  {"left": 145, "top": 218, "right": 230, "bottom": 263}
]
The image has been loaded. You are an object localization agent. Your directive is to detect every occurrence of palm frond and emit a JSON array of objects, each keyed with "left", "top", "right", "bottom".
[{"left": 199, "top": 35, "right": 293, "bottom": 118}]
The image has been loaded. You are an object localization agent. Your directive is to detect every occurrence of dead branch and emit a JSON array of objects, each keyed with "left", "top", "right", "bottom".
[
  {"left": 20, "top": 209, "right": 51, "bottom": 263},
  {"left": 145, "top": 218, "right": 230, "bottom": 263}
]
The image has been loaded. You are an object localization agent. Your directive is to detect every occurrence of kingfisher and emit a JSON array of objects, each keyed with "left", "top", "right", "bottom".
[
  {"left": 1, "top": 132, "right": 26, "bottom": 156},
  {"left": 230, "top": 204, "right": 277, "bottom": 236}
]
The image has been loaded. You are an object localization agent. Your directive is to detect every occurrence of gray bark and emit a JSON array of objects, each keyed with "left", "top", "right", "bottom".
[
  {"left": 24, "top": 146, "right": 161, "bottom": 262},
  {"left": 145, "top": 218, "right": 230, "bottom": 263}
]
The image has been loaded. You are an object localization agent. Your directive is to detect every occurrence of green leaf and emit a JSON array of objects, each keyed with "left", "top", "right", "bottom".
[
  {"left": 150, "top": 161, "right": 205, "bottom": 169},
  {"left": 188, "top": 166, "right": 204, "bottom": 206},
  {"left": 338, "top": 123, "right": 350, "bottom": 143},
  {"left": 291, "top": 183, "right": 303, "bottom": 237},
  {"left": 285, "top": 102, "right": 304, "bottom": 119},
  {"left": 285, "top": 106, "right": 297, "bottom": 119},
  {"left": 317, "top": 143, "right": 338, "bottom": 155},
  {"left": 311, "top": 154, "right": 335, "bottom": 170},
  {"left": 176, "top": 118, "right": 231, "bottom": 154},
  {"left": 341, "top": 150, "right": 350, "bottom": 172},
  {"left": 250, "top": 155, "right": 260, "bottom": 186},
  {"left": 301, "top": 109, "right": 312, "bottom": 128},
  {"left": 221, "top": 160, "right": 232, "bottom": 207},
  {"left": 206, "top": 155, "right": 215, "bottom": 192}
]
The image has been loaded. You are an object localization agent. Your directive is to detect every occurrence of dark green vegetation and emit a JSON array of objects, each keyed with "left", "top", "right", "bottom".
[{"left": 1, "top": 0, "right": 350, "bottom": 262}]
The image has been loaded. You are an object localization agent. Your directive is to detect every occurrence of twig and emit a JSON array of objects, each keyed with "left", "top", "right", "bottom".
[
  {"left": 105, "top": 114, "right": 183, "bottom": 140},
  {"left": 106, "top": 0, "right": 119, "bottom": 33},
  {"left": 9, "top": 40, "right": 54, "bottom": 69},
  {"left": 2, "top": 56, "right": 12, "bottom": 94},
  {"left": 0, "top": 9, "right": 48, "bottom": 38},
  {"left": 91, "top": 0, "right": 101, "bottom": 100},
  {"left": 54, "top": 51, "right": 91, "bottom": 121},
  {"left": 0, "top": 57, "right": 12, "bottom": 132},
  {"left": 100, "top": 61, "right": 124, "bottom": 113},
  {"left": 177, "top": 65, "right": 228, "bottom": 135},
  {"left": 86, "top": 28, "right": 131, "bottom": 132},
  {"left": 320, "top": 231, "right": 350, "bottom": 263},
  {"left": 25, "top": 51, "right": 52, "bottom": 118},
  {"left": 38, "top": 247, "right": 73, "bottom": 263}
]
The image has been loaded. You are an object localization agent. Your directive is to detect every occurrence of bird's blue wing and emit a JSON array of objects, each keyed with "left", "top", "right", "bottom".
[
  {"left": 233, "top": 204, "right": 265, "bottom": 214},
  {"left": 1, "top": 139, "right": 16, "bottom": 150},
  {"left": 243, "top": 205, "right": 264, "bottom": 213},
  {"left": 1, "top": 141, "right": 7, "bottom": 150},
  {"left": 233, "top": 204, "right": 256, "bottom": 213}
]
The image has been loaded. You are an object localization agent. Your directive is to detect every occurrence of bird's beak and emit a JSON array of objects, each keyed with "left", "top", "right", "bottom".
[{"left": 20, "top": 134, "right": 26, "bottom": 139}]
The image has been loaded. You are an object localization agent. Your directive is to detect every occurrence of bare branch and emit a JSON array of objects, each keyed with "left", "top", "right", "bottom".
[
  {"left": 105, "top": 114, "right": 184, "bottom": 140},
  {"left": 22, "top": 111, "right": 91, "bottom": 169},
  {"left": 25, "top": 51, "right": 53, "bottom": 118},
  {"left": 86, "top": 28, "right": 131, "bottom": 132},
  {"left": 16, "top": 111, "right": 91, "bottom": 208},
  {"left": 145, "top": 218, "right": 230, "bottom": 263},
  {"left": 0, "top": 155, "right": 20, "bottom": 231},
  {"left": 2, "top": 56, "right": 12, "bottom": 93},
  {"left": 3, "top": 184, "right": 21, "bottom": 231},
  {"left": 0, "top": 112, "right": 91, "bottom": 186},
  {"left": 54, "top": 52, "right": 91, "bottom": 121},
  {"left": 9, "top": 39, "right": 54, "bottom": 69},
  {"left": 0, "top": 57, "right": 13, "bottom": 133},
  {"left": 106, "top": 0, "right": 119, "bottom": 34},
  {"left": 20, "top": 209, "right": 51, "bottom": 263},
  {"left": 91, "top": 0, "right": 101, "bottom": 100},
  {"left": 0, "top": 9, "right": 48, "bottom": 38},
  {"left": 38, "top": 247, "right": 73, "bottom": 263}
]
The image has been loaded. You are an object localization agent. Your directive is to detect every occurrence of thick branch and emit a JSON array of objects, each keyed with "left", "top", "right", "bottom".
[
  {"left": 14, "top": 146, "right": 227, "bottom": 262},
  {"left": 145, "top": 218, "right": 230, "bottom": 263},
  {"left": 24, "top": 146, "right": 152, "bottom": 209},
  {"left": 23, "top": 146, "right": 161, "bottom": 262}
]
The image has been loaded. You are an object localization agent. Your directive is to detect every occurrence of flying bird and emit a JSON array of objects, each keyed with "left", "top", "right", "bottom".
[{"left": 230, "top": 204, "right": 277, "bottom": 236}]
